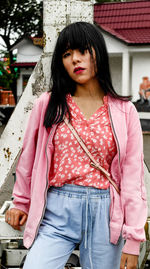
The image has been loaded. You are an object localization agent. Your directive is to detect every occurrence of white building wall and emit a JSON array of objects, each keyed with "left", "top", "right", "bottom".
[
  {"left": 17, "top": 69, "right": 33, "bottom": 99},
  {"left": 109, "top": 56, "right": 122, "bottom": 95},
  {"left": 102, "top": 31, "right": 129, "bottom": 97},
  {"left": 131, "top": 52, "right": 150, "bottom": 102},
  {"left": 102, "top": 31, "right": 126, "bottom": 54},
  {"left": 102, "top": 31, "right": 150, "bottom": 100},
  {"left": 17, "top": 40, "right": 42, "bottom": 63},
  {"left": 15, "top": 40, "right": 42, "bottom": 99}
]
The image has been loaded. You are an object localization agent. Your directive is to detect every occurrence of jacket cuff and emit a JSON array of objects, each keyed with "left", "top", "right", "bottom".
[
  {"left": 12, "top": 203, "right": 29, "bottom": 215},
  {"left": 122, "top": 239, "right": 141, "bottom": 255}
]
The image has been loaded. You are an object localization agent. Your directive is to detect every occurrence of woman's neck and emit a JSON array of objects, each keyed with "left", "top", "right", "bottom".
[{"left": 74, "top": 79, "right": 104, "bottom": 100}]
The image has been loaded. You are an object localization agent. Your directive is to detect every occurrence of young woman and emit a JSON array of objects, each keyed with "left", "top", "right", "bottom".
[{"left": 5, "top": 22, "right": 147, "bottom": 269}]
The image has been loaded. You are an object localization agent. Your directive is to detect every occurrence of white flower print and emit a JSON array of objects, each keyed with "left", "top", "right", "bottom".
[{"left": 62, "top": 134, "right": 67, "bottom": 138}]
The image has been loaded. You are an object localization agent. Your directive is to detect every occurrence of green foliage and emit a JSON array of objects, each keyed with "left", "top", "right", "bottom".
[
  {"left": 0, "top": 0, "right": 43, "bottom": 48},
  {"left": 0, "top": 62, "right": 15, "bottom": 90},
  {"left": 0, "top": 0, "right": 43, "bottom": 98},
  {"left": 0, "top": 0, "right": 43, "bottom": 63}
]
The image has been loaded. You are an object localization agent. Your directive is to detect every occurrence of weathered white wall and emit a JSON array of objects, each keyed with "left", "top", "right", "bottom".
[{"left": 42, "top": 0, "right": 95, "bottom": 90}]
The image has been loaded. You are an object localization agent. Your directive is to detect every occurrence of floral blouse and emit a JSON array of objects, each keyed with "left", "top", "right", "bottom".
[{"left": 49, "top": 94, "right": 117, "bottom": 189}]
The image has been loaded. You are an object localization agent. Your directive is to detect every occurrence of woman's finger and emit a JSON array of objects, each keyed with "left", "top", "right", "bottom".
[
  {"left": 5, "top": 210, "right": 11, "bottom": 223},
  {"left": 13, "top": 212, "right": 21, "bottom": 230},
  {"left": 5, "top": 209, "right": 22, "bottom": 230},
  {"left": 9, "top": 209, "right": 18, "bottom": 229},
  {"left": 19, "top": 214, "right": 27, "bottom": 226},
  {"left": 120, "top": 253, "right": 127, "bottom": 269}
]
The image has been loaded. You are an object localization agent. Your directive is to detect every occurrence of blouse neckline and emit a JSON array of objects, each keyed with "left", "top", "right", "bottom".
[{"left": 66, "top": 93, "right": 108, "bottom": 123}]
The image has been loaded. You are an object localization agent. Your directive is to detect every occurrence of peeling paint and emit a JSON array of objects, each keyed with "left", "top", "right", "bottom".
[
  {"left": 24, "top": 102, "right": 34, "bottom": 113},
  {"left": 32, "top": 59, "right": 46, "bottom": 96}
]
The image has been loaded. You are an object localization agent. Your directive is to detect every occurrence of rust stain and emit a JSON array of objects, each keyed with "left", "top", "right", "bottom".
[
  {"left": 3, "top": 147, "right": 12, "bottom": 161},
  {"left": 43, "top": 31, "right": 46, "bottom": 48}
]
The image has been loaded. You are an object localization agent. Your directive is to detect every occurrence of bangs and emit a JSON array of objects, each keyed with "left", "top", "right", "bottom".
[{"left": 58, "top": 22, "right": 93, "bottom": 55}]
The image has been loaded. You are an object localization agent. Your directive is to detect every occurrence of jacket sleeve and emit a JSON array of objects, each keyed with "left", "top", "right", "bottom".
[
  {"left": 12, "top": 97, "right": 41, "bottom": 214},
  {"left": 121, "top": 103, "right": 148, "bottom": 255}
]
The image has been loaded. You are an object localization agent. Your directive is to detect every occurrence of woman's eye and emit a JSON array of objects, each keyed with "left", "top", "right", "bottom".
[
  {"left": 63, "top": 52, "right": 70, "bottom": 58},
  {"left": 79, "top": 48, "right": 86, "bottom": 54}
]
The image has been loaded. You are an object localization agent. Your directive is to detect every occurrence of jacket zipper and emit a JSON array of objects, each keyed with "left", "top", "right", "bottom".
[
  {"left": 108, "top": 104, "right": 121, "bottom": 174},
  {"left": 31, "top": 126, "right": 56, "bottom": 247}
]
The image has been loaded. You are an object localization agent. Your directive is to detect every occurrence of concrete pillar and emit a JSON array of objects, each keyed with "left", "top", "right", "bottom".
[{"left": 122, "top": 51, "right": 130, "bottom": 96}]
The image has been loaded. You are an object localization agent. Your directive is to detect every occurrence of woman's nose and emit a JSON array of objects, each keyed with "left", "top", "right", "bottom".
[{"left": 72, "top": 50, "right": 81, "bottom": 63}]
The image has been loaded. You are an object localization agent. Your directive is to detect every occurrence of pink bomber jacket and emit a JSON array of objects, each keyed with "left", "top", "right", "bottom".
[{"left": 12, "top": 92, "right": 147, "bottom": 255}]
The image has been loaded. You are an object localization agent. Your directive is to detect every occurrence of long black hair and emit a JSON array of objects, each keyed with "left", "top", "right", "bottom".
[{"left": 44, "top": 21, "right": 131, "bottom": 128}]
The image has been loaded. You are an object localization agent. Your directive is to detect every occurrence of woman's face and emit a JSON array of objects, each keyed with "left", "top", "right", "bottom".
[{"left": 62, "top": 48, "right": 97, "bottom": 85}]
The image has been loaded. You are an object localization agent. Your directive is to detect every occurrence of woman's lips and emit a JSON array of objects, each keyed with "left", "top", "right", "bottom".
[{"left": 74, "top": 67, "right": 85, "bottom": 74}]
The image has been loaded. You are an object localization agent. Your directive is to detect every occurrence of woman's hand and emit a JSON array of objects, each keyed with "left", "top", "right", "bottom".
[
  {"left": 5, "top": 208, "right": 28, "bottom": 230},
  {"left": 120, "top": 253, "right": 138, "bottom": 269}
]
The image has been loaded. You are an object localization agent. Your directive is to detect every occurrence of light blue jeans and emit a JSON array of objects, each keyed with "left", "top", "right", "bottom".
[{"left": 23, "top": 184, "right": 124, "bottom": 269}]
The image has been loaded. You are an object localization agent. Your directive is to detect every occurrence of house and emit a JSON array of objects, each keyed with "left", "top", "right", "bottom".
[
  {"left": 94, "top": 0, "right": 150, "bottom": 102},
  {"left": 11, "top": 37, "right": 43, "bottom": 101}
]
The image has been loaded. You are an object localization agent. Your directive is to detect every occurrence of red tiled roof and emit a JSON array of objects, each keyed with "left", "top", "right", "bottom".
[
  {"left": 94, "top": 0, "right": 150, "bottom": 44},
  {"left": 11, "top": 62, "right": 37, "bottom": 67}
]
